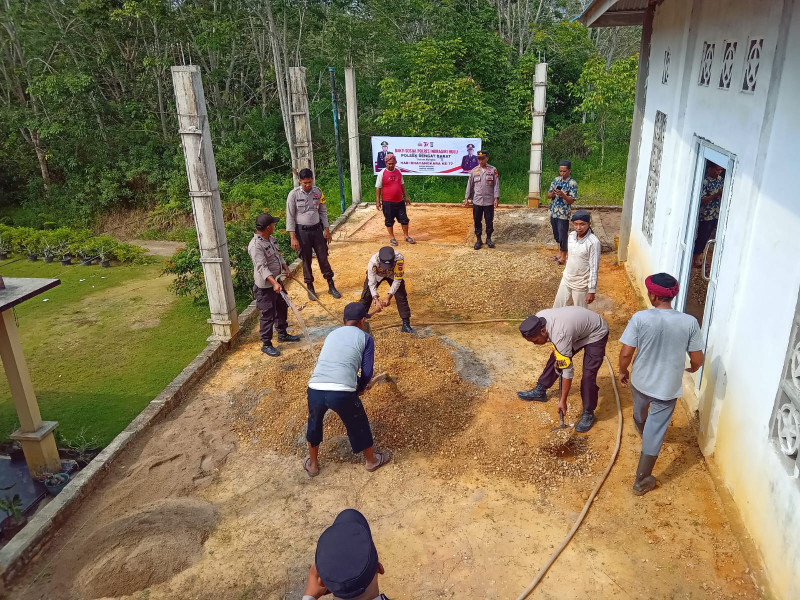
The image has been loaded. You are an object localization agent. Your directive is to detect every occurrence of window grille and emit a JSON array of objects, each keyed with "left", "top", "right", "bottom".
[{"left": 641, "top": 111, "right": 667, "bottom": 243}]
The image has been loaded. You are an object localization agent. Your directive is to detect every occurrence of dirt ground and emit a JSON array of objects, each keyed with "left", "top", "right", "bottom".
[{"left": 7, "top": 206, "right": 765, "bottom": 599}]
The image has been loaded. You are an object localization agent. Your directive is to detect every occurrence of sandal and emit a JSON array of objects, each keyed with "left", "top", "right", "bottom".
[
  {"left": 405, "top": 236, "right": 416, "bottom": 244},
  {"left": 303, "top": 456, "right": 319, "bottom": 477},
  {"left": 389, "top": 238, "right": 398, "bottom": 246},
  {"left": 366, "top": 449, "right": 392, "bottom": 472}
]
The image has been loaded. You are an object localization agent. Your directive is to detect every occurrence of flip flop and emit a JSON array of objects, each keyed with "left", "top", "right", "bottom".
[
  {"left": 405, "top": 236, "right": 416, "bottom": 244},
  {"left": 389, "top": 238, "right": 398, "bottom": 246},
  {"left": 551, "top": 256, "right": 560, "bottom": 261},
  {"left": 303, "top": 456, "right": 319, "bottom": 477},
  {"left": 366, "top": 450, "right": 392, "bottom": 472}
]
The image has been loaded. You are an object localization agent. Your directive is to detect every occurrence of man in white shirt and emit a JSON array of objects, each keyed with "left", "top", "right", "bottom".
[
  {"left": 359, "top": 246, "right": 413, "bottom": 333},
  {"left": 302, "top": 509, "right": 392, "bottom": 600},
  {"left": 553, "top": 209, "right": 601, "bottom": 308},
  {"left": 618, "top": 273, "right": 705, "bottom": 496}
]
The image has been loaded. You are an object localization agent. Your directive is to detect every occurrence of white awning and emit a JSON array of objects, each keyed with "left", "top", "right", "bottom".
[{"left": 576, "top": 0, "right": 650, "bottom": 28}]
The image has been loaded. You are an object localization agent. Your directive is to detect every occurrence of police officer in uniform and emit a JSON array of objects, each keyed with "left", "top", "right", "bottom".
[
  {"left": 376, "top": 141, "right": 389, "bottom": 170},
  {"left": 287, "top": 168, "right": 342, "bottom": 301},
  {"left": 247, "top": 213, "right": 301, "bottom": 357},
  {"left": 359, "top": 246, "right": 413, "bottom": 333},
  {"left": 461, "top": 143, "right": 478, "bottom": 172},
  {"left": 464, "top": 150, "right": 500, "bottom": 250}
]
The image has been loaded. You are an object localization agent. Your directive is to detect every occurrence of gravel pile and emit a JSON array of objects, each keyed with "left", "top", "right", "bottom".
[{"left": 421, "top": 247, "right": 562, "bottom": 317}]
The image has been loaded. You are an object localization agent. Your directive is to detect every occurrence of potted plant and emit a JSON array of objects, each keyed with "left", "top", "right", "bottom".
[
  {"left": 41, "top": 231, "right": 57, "bottom": 263},
  {"left": 43, "top": 473, "right": 70, "bottom": 496},
  {"left": 72, "top": 241, "right": 96, "bottom": 266},
  {"left": 0, "top": 225, "right": 15, "bottom": 260},
  {"left": 59, "top": 429, "right": 101, "bottom": 468},
  {"left": 15, "top": 227, "right": 41, "bottom": 261},
  {"left": 0, "top": 493, "right": 27, "bottom": 538}
]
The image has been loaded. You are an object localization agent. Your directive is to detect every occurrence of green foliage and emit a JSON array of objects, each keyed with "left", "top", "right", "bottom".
[{"left": 0, "top": 493, "right": 24, "bottom": 523}]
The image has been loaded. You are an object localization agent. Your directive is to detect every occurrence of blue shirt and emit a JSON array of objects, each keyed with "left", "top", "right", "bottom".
[{"left": 548, "top": 176, "right": 578, "bottom": 220}]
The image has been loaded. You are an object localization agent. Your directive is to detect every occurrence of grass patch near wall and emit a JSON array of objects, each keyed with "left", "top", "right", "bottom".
[{"left": 0, "top": 259, "right": 209, "bottom": 446}]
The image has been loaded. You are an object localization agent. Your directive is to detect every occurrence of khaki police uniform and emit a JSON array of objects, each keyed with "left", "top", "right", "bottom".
[
  {"left": 286, "top": 185, "right": 334, "bottom": 286},
  {"left": 358, "top": 250, "right": 411, "bottom": 319},
  {"left": 247, "top": 233, "right": 289, "bottom": 345},
  {"left": 465, "top": 164, "right": 500, "bottom": 239}
]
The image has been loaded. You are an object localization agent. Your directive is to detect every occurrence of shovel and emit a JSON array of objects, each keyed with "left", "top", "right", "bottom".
[{"left": 551, "top": 409, "right": 571, "bottom": 431}]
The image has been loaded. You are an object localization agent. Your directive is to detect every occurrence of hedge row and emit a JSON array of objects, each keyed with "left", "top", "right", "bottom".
[{"left": 0, "top": 225, "right": 146, "bottom": 263}]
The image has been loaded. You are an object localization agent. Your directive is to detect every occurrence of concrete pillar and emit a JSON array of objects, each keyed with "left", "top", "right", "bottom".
[
  {"left": 171, "top": 66, "right": 239, "bottom": 342},
  {"left": 289, "top": 66, "right": 314, "bottom": 184},
  {"left": 0, "top": 310, "right": 61, "bottom": 475},
  {"left": 345, "top": 66, "right": 362, "bottom": 205},
  {"left": 528, "top": 63, "right": 548, "bottom": 207}
]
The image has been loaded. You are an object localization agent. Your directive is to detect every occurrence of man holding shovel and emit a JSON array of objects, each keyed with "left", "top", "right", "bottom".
[
  {"left": 517, "top": 307, "right": 609, "bottom": 433},
  {"left": 618, "top": 273, "right": 704, "bottom": 496},
  {"left": 304, "top": 303, "right": 392, "bottom": 477},
  {"left": 359, "top": 246, "right": 413, "bottom": 333}
]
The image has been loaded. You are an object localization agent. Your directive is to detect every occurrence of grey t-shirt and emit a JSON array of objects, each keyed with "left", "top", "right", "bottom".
[
  {"left": 620, "top": 308, "right": 704, "bottom": 400},
  {"left": 536, "top": 306, "right": 609, "bottom": 379}
]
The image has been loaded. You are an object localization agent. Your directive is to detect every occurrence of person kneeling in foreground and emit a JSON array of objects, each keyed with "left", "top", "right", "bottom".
[
  {"left": 303, "top": 509, "right": 391, "bottom": 600},
  {"left": 517, "top": 306, "right": 609, "bottom": 433},
  {"left": 304, "top": 302, "right": 392, "bottom": 476},
  {"left": 618, "top": 273, "right": 704, "bottom": 496}
]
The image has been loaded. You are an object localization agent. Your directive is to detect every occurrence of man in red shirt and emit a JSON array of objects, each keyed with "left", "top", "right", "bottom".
[{"left": 375, "top": 153, "right": 415, "bottom": 246}]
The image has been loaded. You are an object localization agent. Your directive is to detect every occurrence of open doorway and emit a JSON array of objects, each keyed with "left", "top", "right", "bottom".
[{"left": 684, "top": 159, "right": 727, "bottom": 326}]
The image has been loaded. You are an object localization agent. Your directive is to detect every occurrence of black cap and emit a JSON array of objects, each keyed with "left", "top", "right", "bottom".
[
  {"left": 315, "top": 509, "right": 379, "bottom": 599},
  {"left": 519, "top": 315, "right": 546, "bottom": 337},
  {"left": 381, "top": 141, "right": 388, "bottom": 146},
  {"left": 256, "top": 213, "right": 280, "bottom": 231},
  {"left": 477, "top": 150, "right": 488, "bottom": 157},
  {"left": 466, "top": 143, "right": 475, "bottom": 149},
  {"left": 559, "top": 160, "right": 572, "bottom": 168},
  {"left": 378, "top": 246, "right": 396, "bottom": 269},
  {"left": 343, "top": 302, "right": 369, "bottom": 321},
  {"left": 571, "top": 209, "right": 591, "bottom": 222}
]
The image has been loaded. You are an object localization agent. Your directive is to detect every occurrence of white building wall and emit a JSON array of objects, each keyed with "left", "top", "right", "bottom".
[{"left": 624, "top": 0, "right": 800, "bottom": 597}]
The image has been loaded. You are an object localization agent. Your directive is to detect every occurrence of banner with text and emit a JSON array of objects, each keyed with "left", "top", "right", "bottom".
[{"left": 371, "top": 136, "right": 482, "bottom": 176}]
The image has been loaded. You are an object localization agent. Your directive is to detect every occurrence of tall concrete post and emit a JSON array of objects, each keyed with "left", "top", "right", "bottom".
[
  {"left": 528, "top": 62, "right": 548, "bottom": 207},
  {"left": 289, "top": 66, "right": 314, "bottom": 184},
  {"left": 345, "top": 66, "right": 362, "bottom": 205},
  {"left": 171, "top": 66, "right": 239, "bottom": 342}
]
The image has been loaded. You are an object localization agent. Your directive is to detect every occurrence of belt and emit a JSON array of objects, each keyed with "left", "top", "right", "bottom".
[{"left": 300, "top": 223, "right": 322, "bottom": 231}]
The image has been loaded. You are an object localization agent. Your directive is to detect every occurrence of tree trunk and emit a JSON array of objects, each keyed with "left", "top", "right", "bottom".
[{"left": 28, "top": 128, "right": 51, "bottom": 191}]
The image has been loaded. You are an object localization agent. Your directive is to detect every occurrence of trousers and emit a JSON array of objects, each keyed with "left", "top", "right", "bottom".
[
  {"left": 632, "top": 386, "right": 677, "bottom": 456},
  {"left": 359, "top": 277, "right": 411, "bottom": 319},
  {"left": 306, "top": 388, "right": 374, "bottom": 454},
  {"left": 537, "top": 333, "right": 608, "bottom": 412},
  {"left": 693, "top": 219, "right": 717, "bottom": 255},
  {"left": 553, "top": 280, "right": 588, "bottom": 308},
  {"left": 253, "top": 284, "right": 288, "bottom": 344},
  {"left": 297, "top": 225, "right": 334, "bottom": 285},
  {"left": 551, "top": 217, "right": 569, "bottom": 252},
  {"left": 473, "top": 204, "right": 495, "bottom": 238}
]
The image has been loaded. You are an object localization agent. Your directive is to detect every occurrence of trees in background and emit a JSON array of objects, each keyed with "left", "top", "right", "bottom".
[{"left": 0, "top": 0, "right": 640, "bottom": 226}]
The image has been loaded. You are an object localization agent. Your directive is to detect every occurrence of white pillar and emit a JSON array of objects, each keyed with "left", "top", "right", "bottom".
[
  {"left": 345, "top": 66, "right": 362, "bottom": 205},
  {"left": 171, "top": 66, "right": 239, "bottom": 342},
  {"left": 289, "top": 66, "right": 314, "bottom": 185},
  {"left": 528, "top": 62, "right": 548, "bottom": 207}
]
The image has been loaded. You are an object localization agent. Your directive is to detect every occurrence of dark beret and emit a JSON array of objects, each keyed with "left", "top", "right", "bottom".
[
  {"left": 519, "top": 315, "right": 546, "bottom": 338},
  {"left": 571, "top": 210, "right": 591, "bottom": 222}
]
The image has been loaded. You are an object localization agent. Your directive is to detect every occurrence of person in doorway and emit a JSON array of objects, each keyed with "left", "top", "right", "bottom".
[
  {"left": 375, "top": 153, "right": 415, "bottom": 246},
  {"left": 247, "top": 213, "right": 301, "bottom": 357},
  {"left": 302, "top": 509, "right": 392, "bottom": 600},
  {"left": 618, "top": 273, "right": 704, "bottom": 496},
  {"left": 692, "top": 162, "right": 725, "bottom": 268},
  {"left": 547, "top": 160, "right": 578, "bottom": 265},
  {"left": 376, "top": 141, "right": 390, "bottom": 171},
  {"left": 287, "top": 168, "right": 342, "bottom": 301},
  {"left": 461, "top": 143, "right": 478, "bottom": 172},
  {"left": 553, "top": 209, "right": 601, "bottom": 308},
  {"left": 517, "top": 307, "right": 609, "bottom": 433},
  {"left": 304, "top": 303, "right": 392, "bottom": 477},
  {"left": 359, "top": 246, "right": 413, "bottom": 334},
  {"left": 464, "top": 149, "right": 500, "bottom": 250}
]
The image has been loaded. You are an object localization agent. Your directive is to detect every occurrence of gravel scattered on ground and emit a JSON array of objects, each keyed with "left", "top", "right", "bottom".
[{"left": 421, "top": 247, "right": 562, "bottom": 317}]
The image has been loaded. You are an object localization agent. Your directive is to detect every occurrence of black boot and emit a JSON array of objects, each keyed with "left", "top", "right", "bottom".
[
  {"left": 517, "top": 384, "right": 548, "bottom": 401},
  {"left": 261, "top": 343, "right": 280, "bottom": 357},
  {"left": 400, "top": 318, "right": 414, "bottom": 333},
  {"left": 473, "top": 237, "right": 482, "bottom": 250},
  {"left": 327, "top": 280, "right": 342, "bottom": 299},
  {"left": 486, "top": 236, "right": 495, "bottom": 248},
  {"left": 307, "top": 283, "right": 318, "bottom": 301},
  {"left": 277, "top": 331, "right": 301, "bottom": 342},
  {"left": 575, "top": 410, "right": 596, "bottom": 433},
  {"left": 633, "top": 453, "right": 658, "bottom": 496}
]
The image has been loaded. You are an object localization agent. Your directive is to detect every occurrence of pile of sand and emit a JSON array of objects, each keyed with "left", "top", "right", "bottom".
[{"left": 421, "top": 247, "right": 562, "bottom": 317}]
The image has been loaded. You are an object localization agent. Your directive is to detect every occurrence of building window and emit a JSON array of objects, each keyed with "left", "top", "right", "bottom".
[
  {"left": 641, "top": 111, "right": 667, "bottom": 243},
  {"left": 741, "top": 38, "right": 764, "bottom": 93},
  {"left": 698, "top": 41, "right": 715, "bottom": 86},
  {"left": 718, "top": 41, "right": 737, "bottom": 89},
  {"left": 662, "top": 47, "right": 671, "bottom": 84},
  {"left": 771, "top": 299, "right": 800, "bottom": 478}
]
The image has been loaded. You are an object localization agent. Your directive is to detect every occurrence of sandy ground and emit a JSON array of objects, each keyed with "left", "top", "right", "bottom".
[
  {"left": 130, "top": 240, "right": 185, "bottom": 257},
  {"left": 7, "top": 206, "right": 765, "bottom": 600}
]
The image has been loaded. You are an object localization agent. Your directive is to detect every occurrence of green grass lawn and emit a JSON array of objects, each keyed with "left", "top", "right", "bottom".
[{"left": 0, "top": 257, "right": 210, "bottom": 446}]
